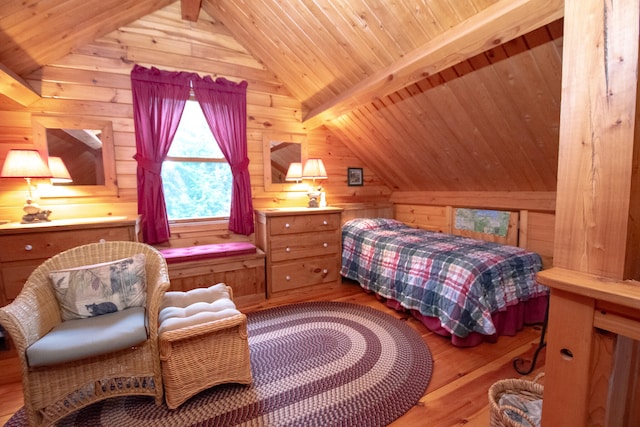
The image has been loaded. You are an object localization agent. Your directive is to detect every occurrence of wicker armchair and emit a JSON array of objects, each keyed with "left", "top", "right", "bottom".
[{"left": 0, "top": 241, "right": 170, "bottom": 427}]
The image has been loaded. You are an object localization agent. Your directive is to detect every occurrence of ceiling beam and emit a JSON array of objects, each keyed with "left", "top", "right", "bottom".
[
  {"left": 62, "top": 129, "right": 103, "bottom": 150},
  {"left": 181, "top": 0, "right": 202, "bottom": 22},
  {"left": 0, "top": 63, "right": 40, "bottom": 106},
  {"left": 302, "top": 0, "right": 564, "bottom": 129}
]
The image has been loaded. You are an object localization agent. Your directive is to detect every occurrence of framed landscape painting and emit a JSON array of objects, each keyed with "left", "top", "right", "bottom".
[{"left": 348, "top": 168, "right": 363, "bottom": 186}]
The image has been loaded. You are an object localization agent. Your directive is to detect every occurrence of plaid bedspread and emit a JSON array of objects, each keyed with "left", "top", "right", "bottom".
[{"left": 340, "top": 218, "right": 547, "bottom": 338}]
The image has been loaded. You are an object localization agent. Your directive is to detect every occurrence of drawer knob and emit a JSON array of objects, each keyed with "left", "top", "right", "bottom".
[
  {"left": 323, "top": 242, "right": 328, "bottom": 248},
  {"left": 323, "top": 269, "right": 328, "bottom": 274},
  {"left": 323, "top": 220, "right": 328, "bottom": 225},
  {"left": 24, "top": 244, "right": 33, "bottom": 251},
  {"left": 285, "top": 275, "right": 291, "bottom": 281},
  {"left": 286, "top": 247, "right": 291, "bottom": 252},
  {"left": 285, "top": 223, "right": 290, "bottom": 228}
]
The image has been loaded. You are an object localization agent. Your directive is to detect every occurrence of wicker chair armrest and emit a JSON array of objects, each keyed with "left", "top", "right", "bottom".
[
  {"left": 143, "top": 251, "right": 171, "bottom": 340},
  {"left": 0, "top": 284, "right": 61, "bottom": 354},
  {"left": 159, "top": 313, "right": 247, "bottom": 345}
]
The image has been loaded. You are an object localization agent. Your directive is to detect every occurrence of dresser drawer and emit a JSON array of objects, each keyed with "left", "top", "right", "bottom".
[
  {"left": 255, "top": 207, "right": 343, "bottom": 298},
  {"left": 1, "top": 263, "right": 35, "bottom": 301},
  {"left": 269, "top": 213, "right": 340, "bottom": 236},
  {"left": 0, "top": 227, "right": 133, "bottom": 262},
  {"left": 269, "top": 230, "right": 340, "bottom": 262},
  {"left": 270, "top": 256, "right": 339, "bottom": 292}
]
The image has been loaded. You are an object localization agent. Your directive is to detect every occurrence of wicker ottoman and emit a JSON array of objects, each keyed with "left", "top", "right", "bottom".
[{"left": 158, "top": 283, "right": 253, "bottom": 409}]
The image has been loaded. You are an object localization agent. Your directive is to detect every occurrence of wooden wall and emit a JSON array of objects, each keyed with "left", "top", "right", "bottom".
[
  {"left": 395, "top": 204, "right": 451, "bottom": 233},
  {"left": 395, "top": 202, "right": 555, "bottom": 268},
  {"left": 520, "top": 210, "right": 555, "bottom": 268},
  {"left": 0, "top": 3, "right": 390, "bottom": 246}
]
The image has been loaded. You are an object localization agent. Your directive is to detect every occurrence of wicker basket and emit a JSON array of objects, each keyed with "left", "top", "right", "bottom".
[{"left": 488, "top": 373, "right": 544, "bottom": 427}]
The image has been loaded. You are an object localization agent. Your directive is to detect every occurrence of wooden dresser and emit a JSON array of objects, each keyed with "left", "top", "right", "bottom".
[
  {"left": 0, "top": 216, "right": 140, "bottom": 307},
  {"left": 254, "top": 207, "right": 343, "bottom": 297}
]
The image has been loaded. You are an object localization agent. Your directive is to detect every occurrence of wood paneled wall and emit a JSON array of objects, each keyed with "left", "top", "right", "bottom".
[
  {"left": 0, "top": 3, "right": 390, "bottom": 244},
  {"left": 520, "top": 210, "right": 555, "bottom": 268},
  {"left": 395, "top": 204, "right": 451, "bottom": 233},
  {"left": 395, "top": 202, "right": 555, "bottom": 267}
]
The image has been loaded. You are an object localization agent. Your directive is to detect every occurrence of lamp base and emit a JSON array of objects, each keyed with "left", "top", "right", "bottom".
[
  {"left": 307, "top": 191, "right": 320, "bottom": 208},
  {"left": 21, "top": 214, "right": 51, "bottom": 224},
  {"left": 21, "top": 202, "right": 52, "bottom": 223}
]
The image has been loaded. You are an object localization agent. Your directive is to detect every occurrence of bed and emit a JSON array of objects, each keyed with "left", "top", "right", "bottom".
[{"left": 340, "top": 217, "right": 548, "bottom": 347}]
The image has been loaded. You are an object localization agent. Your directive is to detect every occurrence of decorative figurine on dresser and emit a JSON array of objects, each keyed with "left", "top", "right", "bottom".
[{"left": 254, "top": 207, "right": 343, "bottom": 297}]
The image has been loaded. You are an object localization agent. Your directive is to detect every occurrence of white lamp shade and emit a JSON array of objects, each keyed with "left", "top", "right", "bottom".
[
  {"left": 302, "top": 158, "right": 328, "bottom": 179},
  {"left": 48, "top": 156, "right": 73, "bottom": 183},
  {"left": 285, "top": 162, "right": 303, "bottom": 181},
  {"left": 0, "top": 149, "right": 52, "bottom": 178}
]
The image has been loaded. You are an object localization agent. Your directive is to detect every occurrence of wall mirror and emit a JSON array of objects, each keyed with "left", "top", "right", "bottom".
[
  {"left": 263, "top": 132, "right": 307, "bottom": 192},
  {"left": 32, "top": 115, "right": 118, "bottom": 197}
]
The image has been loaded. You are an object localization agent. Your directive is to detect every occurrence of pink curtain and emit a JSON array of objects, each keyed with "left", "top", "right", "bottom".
[
  {"left": 131, "top": 65, "right": 193, "bottom": 244},
  {"left": 193, "top": 75, "right": 254, "bottom": 235}
]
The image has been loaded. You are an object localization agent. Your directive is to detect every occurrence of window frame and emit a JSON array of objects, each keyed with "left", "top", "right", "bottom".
[{"left": 162, "top": 99, "right": 232, "bottom": 225}]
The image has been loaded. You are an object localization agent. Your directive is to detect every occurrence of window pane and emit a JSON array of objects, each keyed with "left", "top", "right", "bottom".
[
  {"left": 167, "top": 101, "right": 224, "bottom": 159},
  {"left": 162, "top": 161, "right": 232, "bottom": 220}
]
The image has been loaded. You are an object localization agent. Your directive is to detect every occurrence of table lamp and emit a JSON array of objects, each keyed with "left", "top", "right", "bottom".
[
  {"left": 48, "top": 156, "right": 73, "bottom": 184},
  {"left": 1, "top": 149, "right": 53, "bottom": 222},
  {"left": 302, "top": 158, "right": 327, "bottom": 208},
  {"left": 285, "top": 162, "right": 303, "bottom": 183}
]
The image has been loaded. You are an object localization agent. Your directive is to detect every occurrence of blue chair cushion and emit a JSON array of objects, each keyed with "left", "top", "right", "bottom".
[{"left": 26, "top": 307, "right": 148, "bottom": 368}]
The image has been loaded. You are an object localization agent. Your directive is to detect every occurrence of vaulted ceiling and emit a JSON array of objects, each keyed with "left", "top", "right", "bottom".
[{"left": 0, "top": 0, "right": 564, "bottom": 193}]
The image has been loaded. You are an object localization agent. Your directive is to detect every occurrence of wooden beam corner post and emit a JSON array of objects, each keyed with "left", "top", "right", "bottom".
[
  {"left": 543, "top": 0, "right": 640, "bottom": 425},
  {"left": 180, "top": 0, "right": 202, "bottom": 22},
  {"left": 553, "top": 0, "right": 640, "bottom": 278},
  {"left": 543, "top": 288, "right": 596, "bottom": 426}
]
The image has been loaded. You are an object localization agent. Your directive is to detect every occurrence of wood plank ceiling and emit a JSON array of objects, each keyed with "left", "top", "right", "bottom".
[
  {"left": 0, "top": 0, "right": 564, "bottom": 193},
  {"left": 202, "top": 0, "right": 564, "bottom": 193}
]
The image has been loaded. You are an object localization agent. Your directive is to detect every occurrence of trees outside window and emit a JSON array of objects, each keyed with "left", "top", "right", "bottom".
[{"left": 161, "top": 100, "right": 232, "bottom": 221}]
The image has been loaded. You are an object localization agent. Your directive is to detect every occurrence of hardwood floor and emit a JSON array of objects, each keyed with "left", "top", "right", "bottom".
[{"left": 0, "top": 280, "right": 545, "bottom": 426}]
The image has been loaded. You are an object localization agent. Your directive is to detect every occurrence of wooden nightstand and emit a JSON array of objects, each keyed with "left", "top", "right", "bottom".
[{"left": 254, "top": 207, "right": 343, "bottom": 297}]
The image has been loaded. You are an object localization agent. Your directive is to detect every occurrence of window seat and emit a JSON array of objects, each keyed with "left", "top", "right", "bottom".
[
  {"left": 159, "top": 243, "right": 266, "bottom": 304},
  {"left": 160, "top": 242, "right": 257, "bottom": 264}
]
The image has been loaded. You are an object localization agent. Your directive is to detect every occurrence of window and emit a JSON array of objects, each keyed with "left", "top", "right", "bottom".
[{"left": 161, "top": 100, "right": 232, "bottom": 221}]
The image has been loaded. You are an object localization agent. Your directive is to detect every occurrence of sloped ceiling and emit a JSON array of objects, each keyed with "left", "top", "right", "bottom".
[
  {"left": 0, "top": 0, "right": 175, "bottom": 76},
  {"left": 0, "top": 0, "right": 564, "bottom": 193},
  {"left": 202, "top": 0, "right": 564, "bottom": 193}
]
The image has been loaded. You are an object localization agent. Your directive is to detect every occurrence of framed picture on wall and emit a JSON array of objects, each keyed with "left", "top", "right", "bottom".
[{"left": 347, "top": 167, "right": 363, "bottom": 186}]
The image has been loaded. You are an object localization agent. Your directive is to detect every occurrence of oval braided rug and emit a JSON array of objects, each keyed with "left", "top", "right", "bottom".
[{"left": 6, "top": 302, "right": 433, "bottom": 427}]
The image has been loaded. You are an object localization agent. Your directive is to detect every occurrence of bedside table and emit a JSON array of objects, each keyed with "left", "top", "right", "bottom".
[{"left": 254, "top": 207, "right": 343, "bottom": 297}]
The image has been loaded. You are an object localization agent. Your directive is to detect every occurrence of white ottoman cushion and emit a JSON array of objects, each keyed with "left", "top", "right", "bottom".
[{"left": 159, "top": 283, "right": 240, "bottom": 334}]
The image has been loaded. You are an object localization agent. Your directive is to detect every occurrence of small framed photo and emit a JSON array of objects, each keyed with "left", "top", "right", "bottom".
[{"left": 347, "top": 167, "right": 363, "bottom": 186}]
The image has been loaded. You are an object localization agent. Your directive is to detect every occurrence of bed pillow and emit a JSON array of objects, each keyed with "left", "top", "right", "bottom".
[
  {"left": 49, "top": 254, "right": 147, "bottom": 321},
  {"left": 345, "top": 217, "right": 407, "bottom": 231}
]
